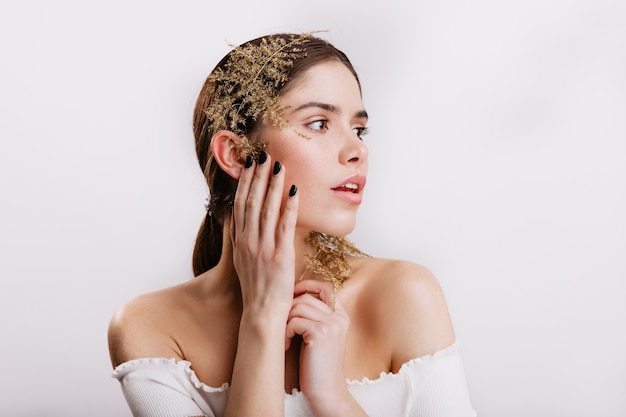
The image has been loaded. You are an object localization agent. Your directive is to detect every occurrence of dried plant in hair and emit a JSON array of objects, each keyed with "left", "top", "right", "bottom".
[
  {"left": 233, "top": 136, "right": 267, "bottom": 161},
  {"left": 204, "top": 33, "right": 313, "bottom": 136},
  {"left": 305, "top": 231, "right": 370, "bottom": 291}
]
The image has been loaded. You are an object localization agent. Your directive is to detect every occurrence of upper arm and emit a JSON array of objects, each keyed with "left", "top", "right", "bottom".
[
  {"left": 107, "top": 303, "right": 138, "bottom": 369},
  {"left": 379, "top": 261, "right": 456, "bottom": 372},
  {"left": 108, "top": 295, "right": 183, "bottom": 369}
]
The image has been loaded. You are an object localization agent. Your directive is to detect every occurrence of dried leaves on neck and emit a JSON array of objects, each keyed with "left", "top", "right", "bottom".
[
  {"left": 305, "top": 232, "right": 369, "bottom": 291},
  {"left": 205, "top": 34, "right": 312, "bottom": 135}
]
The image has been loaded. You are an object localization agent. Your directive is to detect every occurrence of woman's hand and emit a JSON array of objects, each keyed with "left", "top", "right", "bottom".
[
  {"left": 285, "top": 279, "right": 354, "bottom": 414},
  {"left": 225, "top": 151, "right": 299, "bottom": 417},
  {"left": 231, "top": 151, "right": 299, "bottom": 317}
]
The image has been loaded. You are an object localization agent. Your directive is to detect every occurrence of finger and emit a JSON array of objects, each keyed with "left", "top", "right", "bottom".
[
  {"left": 292, "top": 292, "right": 333, "bottom": 313},
  {"left": 285, "top": 317, "right": 311, "bottom": 341},
  {"left": 288, "top": 298, "right": 330, "bottom": 322},
  {"left": 233, "top": 155, "right": 255, "bottom": 236},
  {"left": 259, "top": 159, "right": 285, "bottom": 243},
  {"left": 294, "top": 280, "right": 335, "bottom": 309},
  {"left": 285, "top": 318, "right": 298, "bottom": 342},
  {"left": 286, "top": 317, "right": 333, "bottom": 345},
  {"left": 275, "top": 182, "right": 299, "bottom": 252},
  {"left": 242, "top": 150, "right": 272, "bottom": 236},
  {"left": 295, "top": 287, "right": 345, "bottom": 316}
]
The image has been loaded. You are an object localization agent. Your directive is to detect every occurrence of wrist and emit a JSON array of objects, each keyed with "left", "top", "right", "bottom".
[
  {"left": 307, "top": 386, "right": 364, "bottom": 417},
  {"left": 240, "top": 290, "right": 293, "bottom": 316},
  {"left": 239, "top": 308, "right": 288, "bottom": 334}
]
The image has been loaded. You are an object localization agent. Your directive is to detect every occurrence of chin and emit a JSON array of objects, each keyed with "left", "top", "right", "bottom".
[
  {"left": 297, "top": 204, "right": 359, "bottom": 236},
  {"left": 310, "top": 217, "right": 357, "bottom": 237}
]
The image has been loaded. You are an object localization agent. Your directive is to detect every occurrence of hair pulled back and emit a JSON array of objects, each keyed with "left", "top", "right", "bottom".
[{"left": 192, "top": 33, "right": 360, "bottom": 276}]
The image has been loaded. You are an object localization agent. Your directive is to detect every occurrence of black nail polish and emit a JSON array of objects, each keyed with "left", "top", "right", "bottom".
[
  {"left": 289, "top": 184, "right": 297, "bottom": 197},
  {"left": 258, "top": 150, "right": 268, "bottom": 165},
  {"left": 273, "top": 161, "right": 282, "bottom": 175},
  {"left": 244, "top": 155, "right": 253, "bottom": 168}
]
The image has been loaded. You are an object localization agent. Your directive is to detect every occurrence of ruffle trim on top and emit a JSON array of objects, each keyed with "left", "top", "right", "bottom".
[
  {"left": 345, "top": 340, "right": 460, "bottom": 386},
  {"left": 112, "top": 341, "right": 460, "bottom": 397},
  {"left": 112, "top": 357, "right": 230, "bottom": 393}
]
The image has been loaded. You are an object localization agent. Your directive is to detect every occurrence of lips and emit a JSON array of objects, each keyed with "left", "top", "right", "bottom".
[
  {"left": 331, "top": 174, "right": 366, "bottom": 205},
  {"left": 333, "top": 182, "right": 359, "bottom": 192}
]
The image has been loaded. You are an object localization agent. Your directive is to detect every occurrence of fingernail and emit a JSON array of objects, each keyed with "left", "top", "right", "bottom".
[
  {"left": 289, "top": 184, "right": 297, "bottom": 197},
  {"left": 258, "top": 150, "right": 268, "bottom": 165},
  {"left": 244, "top": 155, "right": 253, "bottom": 168},
  {"left": 273, "top": 161, "right": 282, "bottom": 175}
]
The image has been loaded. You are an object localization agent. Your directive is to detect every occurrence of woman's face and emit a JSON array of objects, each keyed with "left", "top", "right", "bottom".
[{"left": 256, "top": 61, "right": 369, "bottom": 237}]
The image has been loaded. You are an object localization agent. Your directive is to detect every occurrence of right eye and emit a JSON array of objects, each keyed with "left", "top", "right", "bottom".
[{"left": 307, "top": 119, "right": 329, "bottom": 132}]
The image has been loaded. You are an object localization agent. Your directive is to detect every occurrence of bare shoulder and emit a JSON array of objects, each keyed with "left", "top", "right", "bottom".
[
  {"left": 351, "top": 257, "right": 456, "bottom": 371},
  {"left": 352, "top": 257, "right": 444, "bottom": 301},
  {"left": 107, "top": 285, "right": 186, "bottom": 369}
]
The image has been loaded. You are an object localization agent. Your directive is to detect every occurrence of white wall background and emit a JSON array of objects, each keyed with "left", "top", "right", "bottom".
[{"left": 1, "top": 0, "right": 624, "bottom": 416}]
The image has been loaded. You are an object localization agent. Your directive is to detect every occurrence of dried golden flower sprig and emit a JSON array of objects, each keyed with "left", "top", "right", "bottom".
[
  {"left": 305, "top": 232, "right": 370, "bottom": 291},
  {"left": 204, "top": 33, "right": 313, "bottom": 136},
  {"left": 233, "top": 137, "right": 267, "bottom": 161}
]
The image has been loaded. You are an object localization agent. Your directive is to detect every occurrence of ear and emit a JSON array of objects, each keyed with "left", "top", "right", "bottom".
[{"left": 210, "top": 130, "right": 246, "bottom": 180}]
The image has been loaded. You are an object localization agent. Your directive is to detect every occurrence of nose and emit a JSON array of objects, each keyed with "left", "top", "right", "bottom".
[{"left": 339, "top": 129, "right": 368, "bottom": 165}]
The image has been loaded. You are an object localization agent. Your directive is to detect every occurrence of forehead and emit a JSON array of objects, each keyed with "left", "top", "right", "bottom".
[{"left": 280, "top": 61, "right": 363, "bottom": 107}]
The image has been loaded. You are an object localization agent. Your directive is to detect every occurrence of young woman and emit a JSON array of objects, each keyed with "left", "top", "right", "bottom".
[{"left": 108, "top": 33, "right": 476, "bottom": 417}]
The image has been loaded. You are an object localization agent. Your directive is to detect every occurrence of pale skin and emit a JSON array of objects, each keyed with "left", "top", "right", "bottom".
[{"left": 108, "top": 62, "right": 455, "bottom": 417}]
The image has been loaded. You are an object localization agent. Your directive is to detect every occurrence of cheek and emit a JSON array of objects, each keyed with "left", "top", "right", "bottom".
[
  {"left": 264, "top": 135, "right": 329, "bottom": 199},
  {"left": 285, "top": 155, "right": 319, "bottom": 189},
  {"left": 269, "top": 145, "right": 316, "bottom": 182}
]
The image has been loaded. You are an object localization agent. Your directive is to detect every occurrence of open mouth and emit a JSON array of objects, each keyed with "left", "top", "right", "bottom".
[
  {"left": 331, "top": 176, "right": 365, "bottom": 205},
  {"left": 332, "top": 183, "right": 360, "bottom": 193}
]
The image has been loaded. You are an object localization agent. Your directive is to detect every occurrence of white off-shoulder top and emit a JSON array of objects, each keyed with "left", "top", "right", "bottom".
[{"left": 112, "top": 342, "right": 476, "bottom": 417}]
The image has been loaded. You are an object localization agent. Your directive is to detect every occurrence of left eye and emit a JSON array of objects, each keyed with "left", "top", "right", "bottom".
[
  {"left": 308, "top": 120, "right": 328, "bottom": 131},
  {"left": 353, "top": 126, "right": 369, "bottom": 139}
]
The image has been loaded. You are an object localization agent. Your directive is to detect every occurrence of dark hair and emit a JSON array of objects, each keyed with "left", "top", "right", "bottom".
[{"left": 192, "top": 33, "right": 361, "bottom": 276}]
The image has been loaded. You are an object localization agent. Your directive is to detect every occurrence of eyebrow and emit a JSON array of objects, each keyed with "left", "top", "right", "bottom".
[{"left": 293, "top": 101, "right": 368, "bottom": 120}]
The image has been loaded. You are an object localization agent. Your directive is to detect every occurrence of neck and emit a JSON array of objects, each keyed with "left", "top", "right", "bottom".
[
  {"left": 211, "top": 220, "right": 237, "bottom": 282},
  {"left": 214, "top": 220, "right": 319, "bottom": 285},
  {"left": 293, "top": 228, "right": 319, "bottom": 282}
]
